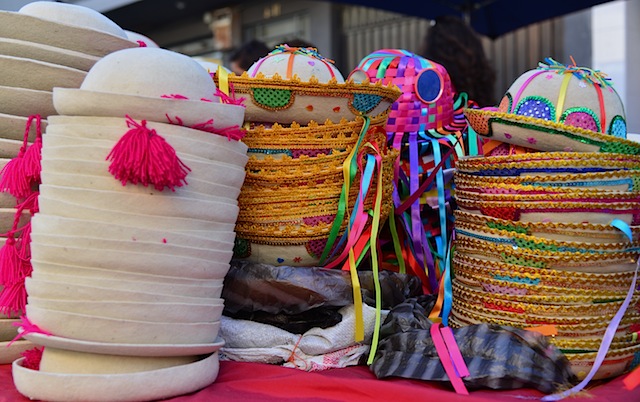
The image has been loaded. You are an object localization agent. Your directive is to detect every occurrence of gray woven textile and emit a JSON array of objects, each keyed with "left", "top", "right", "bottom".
[{"left": 370, "top": 296, "right": 576, "bottom": 393}]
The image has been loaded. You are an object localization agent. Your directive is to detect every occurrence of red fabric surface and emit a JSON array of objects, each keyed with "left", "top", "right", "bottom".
[{"left": 1, "top": 360, "right": 639, "bottom": 402}]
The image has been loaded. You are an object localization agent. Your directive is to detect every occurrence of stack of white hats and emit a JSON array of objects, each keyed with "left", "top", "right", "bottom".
[
  {"left": 0, "top": 1, "right": 136, "bottom": 366},
  {"left": 12, "top": 46, "right": 248, "bottom": 402}
]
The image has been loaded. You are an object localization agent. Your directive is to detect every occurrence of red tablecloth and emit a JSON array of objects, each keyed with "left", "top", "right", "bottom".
[{"left": 1, "top": 360, "right": 639, "bottom": 401}]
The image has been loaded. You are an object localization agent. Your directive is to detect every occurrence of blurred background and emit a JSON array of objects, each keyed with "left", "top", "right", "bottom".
[{"left": 2, "top": 0, "right": 637, "bottom": 134}]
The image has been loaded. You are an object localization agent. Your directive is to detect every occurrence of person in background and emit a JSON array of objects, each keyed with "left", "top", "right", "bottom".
[
  {"left": 421, "top": 15, "right": 496, "bottom": 107},
  {"left": 229, "top": 39, "right": 271, "bottom": 75}
]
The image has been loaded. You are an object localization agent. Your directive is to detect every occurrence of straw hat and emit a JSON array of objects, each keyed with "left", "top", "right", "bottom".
[
  {"left": 0, "top": 55, "right": 86, "bottom": 91},
  {"left": 352, "top": 49, "right": 467, "bottom": 137},
  {"left": 0, "top": 1, "right": 136, "bottom": 57},
  {"left": 54, "top": 47, "right": 245, "bottom": 130},
  {"left": 124, "top": 30, "right": 159, "bottom": 48},
  {"left": 225, "top": 45, "right": 400, "bottom": 125},
  {"left": 464, "top": 58, "right": 640, "bottom": 154}
]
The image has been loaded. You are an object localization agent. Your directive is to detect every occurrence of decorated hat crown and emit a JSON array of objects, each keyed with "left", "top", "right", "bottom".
[
  {"left": 247, "top": 44, "right": 345, "bottom": 83},
  {"left": 499, "top": 57, "right": 626, "bottom": 138},
  {"left": 353, "top": 49, "right": 460, "bottom": 134}
]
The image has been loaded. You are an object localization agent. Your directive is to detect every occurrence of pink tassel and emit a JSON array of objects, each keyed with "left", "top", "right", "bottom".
[
  {"left": 20, "top": 347, "right": 44, "bottom": 371},
  {"left": 0, "top": 234, "right": 21, "bottom": 286},
  {"left": 0, "top": 277, "right": 29, "bottom": 316},
  {"left": 107, "top": 116, "right": 190, "bottom": 191},
  {"left": 0, "top": 115, "right": 42, "bottom": 199}
]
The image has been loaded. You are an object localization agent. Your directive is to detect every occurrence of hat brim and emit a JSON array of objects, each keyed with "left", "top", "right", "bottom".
[
  {"left": 13, "top": 351, "right": 220, "bottom": 402},
  {"left": 0, "top": 340, "right": 32, "bottom": 365},
  {"left": 53, "top": 88, "right": 246, "bottom": 130},
  {"left": 465, "top": 108, "right": 640, "bottom": 155},
  {"left": 0, "top": 113, "right": 47, "bottom": 142},
  {"left": 25, "top": 304, "right": 221, "bottom": 344},
  {"left": 21, "top": 330, "right": 224, "bottom": 357},
  {"left": 0, "top": 55, "right": 85, "bottom": 91},
  {"left": 0, "top": 11, "right": 136, "bottom": 57},
  {"left": 0, "top": 38, "right": 99, "bottom": 71},
  {"left": 0, "top": 85, "right": 55, "bottom": 117}
]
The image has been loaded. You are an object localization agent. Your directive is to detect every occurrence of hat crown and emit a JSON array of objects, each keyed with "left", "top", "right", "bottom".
[
  {"left": 355, "top": 49, "right": 456, "bottom": 132},
  {"left": 247, "top": 44, "right": 345, "bottom": 83},
  {"left": 19, "top": 1, "right": 127, "bottom": 38},
  {"left": 79, "top": 47, "right": 219, "bottom": 103},
  {"left": 502, "top": 59, "right": 626, "bottom": 138}
]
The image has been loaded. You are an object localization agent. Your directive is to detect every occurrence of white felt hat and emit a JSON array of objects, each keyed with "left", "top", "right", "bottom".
[
  {"left": 124, "top": 30, "right": 159, "bottom": 48},
  {"left": 30, "top": 232, "right": 234, "bottom": 264},
  {"left": 0, "top": 340, "right": 32, "bottom": 365},
  {"left": 0, "top": 2, "right": 136, "bottom": 57},
  {"left": 0, "top": 137, "right": 23, "bottom": 158},
  {"left": 27, "top": 297, "right": 224, "bottom": 323},
  {"left": 30, "top": 260, "right": 226, "bottom": 288},
  {"left": 0, "top": 318, "right": 19, "bottom": 341},
  {"left": 0, "top": 85, "right": 55, "bottom": 117},
  {"left": 31, "top": 242, "right": 231, "bottom": 280},
  {"left": 30, "top": 233, "right": 234, "bottom": 264},
  {"left": 30, "top": 271, "right": 223, "bottom": 299},
  {"left": 0, "top": 55, "right": 86, "bottom": 91},
  {"left": 38, "top": 184, "right": 239, "bottom": 222},
  {"left": 25, "top": 277, "right": 221, "bottom": 305},
  {"left": 46, "top": 115, "right": 249, "bottom": 164},
  {"left": 40, "top": 153, "right": 247, "bottom": 189},
  {"left": 30, "top": 214, "right": 235, "bottom": 250},
  {"left": 25, "top": 304, "right": 221, "bottom": 344},
  {"left": 0, "top": 207, "right": 30, "bottom": 234},
  {"left": 13, "top": 350, "right": 221, "bottom": 402},
  {"left": 41, "top": 170, "right": 242, "bottom": 202},
  {"left": 35, "top": 193, "right": 236, "bottom": 232},
  {"left": 54, "top": 47, "right": 245, "bottom": 129},
  {"left": 0, "top": 38, "right": 100, "bottom": 71},
  {"left": 0, "top": 113, "right": 47, "bottom": 142}
]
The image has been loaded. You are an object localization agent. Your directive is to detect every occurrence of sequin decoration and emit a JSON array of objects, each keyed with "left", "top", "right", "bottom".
[
  {"left": 252, "top": 87, "right": 293, "bottom": 109},
  {"left": 499, "top": 94, "right": 512, "bottom": 113},
  {"left": 514, "top": 96, "right": 555, "bottom": 121},
  {"left": 561, "top": 108, "right": 600, "bottom": 132},
  {"left": 352, "top": 93, "right": 382, "bottom": 113},
  {"left": 609, "top": 115, "right": 627, "bottom": 138}
]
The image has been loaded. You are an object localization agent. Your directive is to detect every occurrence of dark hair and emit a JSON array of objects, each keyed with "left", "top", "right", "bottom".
[
  {"left": 422, "top": 15, "right": 496, "bottom": 107},
  {"left": 284, "top": 38, "right": 316, "bottom": 49},
  {"left": 230, "top": 39, "right": 271, "bottom": 71}
]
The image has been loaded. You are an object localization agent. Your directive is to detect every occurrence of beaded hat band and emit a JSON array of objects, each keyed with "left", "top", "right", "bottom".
[
  {"left": 456, "top": 152, "right": 640, "bottom": 174},
  {"left": 454, "top": 210, "right": 640, "bottom": 243},
  {"left": 454, "top": 237, "right": 639, "bottom": 272},
  {"left": 454, "top": 221, "right": 640, "bottom": 254}
]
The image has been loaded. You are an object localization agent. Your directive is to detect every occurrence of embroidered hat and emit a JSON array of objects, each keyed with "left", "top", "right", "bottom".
[
  {"left": 54, "top": 47, "right": 245, "bottom": 130},
  {"left": 465, "top": 58, "right": 640, "bottom": 154},
  {"left": 224, "top": 45, "right": 400, "bottom": 125},
  {"left": 0, "top": 1, "right": 135, "bottom": 57}
]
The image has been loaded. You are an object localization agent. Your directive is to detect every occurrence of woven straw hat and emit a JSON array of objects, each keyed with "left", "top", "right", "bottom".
[
  {"left": 465, "top": 58, "right": 640, "bottom": 154},
  {"left": 54, "top": 47, "right": 245, "bottom": 129},
  {"left": 352, "top": 49, "right": 467, "bottom": 137},
  {"left": 0, "top": 1, "right": 135, "bottom": 57}
]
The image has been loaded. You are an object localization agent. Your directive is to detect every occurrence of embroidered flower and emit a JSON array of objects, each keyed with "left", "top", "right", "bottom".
[
  {"left": 504, "top": 133, "right": 512, "bottom": 139},
  {"left": 527, "top": 137, "right": 537, "bottom": 144}
]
